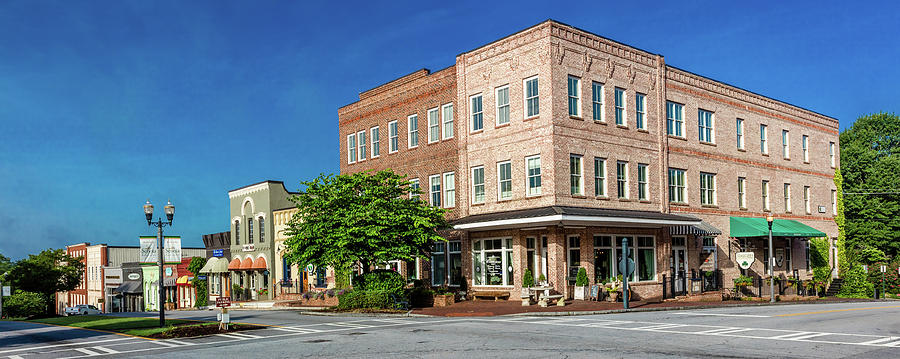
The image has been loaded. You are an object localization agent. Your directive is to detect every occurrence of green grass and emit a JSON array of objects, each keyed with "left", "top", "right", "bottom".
[
  {"left": 123, "top": 323, "right": 211, "bottom": 337},
  {"left": 28, "top": 315, "right": 200, "bottom": 334}
]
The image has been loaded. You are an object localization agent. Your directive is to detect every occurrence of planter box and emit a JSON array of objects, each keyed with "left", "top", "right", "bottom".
[
  {"left": 433, "top": 294, "right": 455, "bottom": 307},
  {"left": 298, "top": 295, "right": 340, "bottom": 307},
  {"left": 573, "top": 286, "right": 588, "bottom": 300}
]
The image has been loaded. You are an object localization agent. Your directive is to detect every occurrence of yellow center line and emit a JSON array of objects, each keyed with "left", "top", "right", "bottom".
[{"left": 775, "top": 305, "right": 900, "bottom": 317}]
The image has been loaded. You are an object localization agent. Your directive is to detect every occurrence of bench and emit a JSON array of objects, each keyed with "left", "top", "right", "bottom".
[
  {"left": 472, "top": 290, "right": 510, "bottom": 301},
  {"left": 538, "top": 294, "right": 564, "bottom": 307},
  {"left": 390, "top": 294, "right": 410, "bottom": 311}
]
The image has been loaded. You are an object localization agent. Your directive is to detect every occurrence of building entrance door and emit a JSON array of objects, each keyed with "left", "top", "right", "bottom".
[{"left": 672, "top": 246, "right": 687, "bottom": 294}]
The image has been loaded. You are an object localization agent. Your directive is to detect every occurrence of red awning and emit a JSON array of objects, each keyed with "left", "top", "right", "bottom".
[
  {"left": 228, "top": 258, "right": 242, "bottom": 270},
  {"left": 252, "top": 256, "right": 268, "bottom": 270},
  {"left": 239, "top": 257, "right": 254, "bottom": 270}
]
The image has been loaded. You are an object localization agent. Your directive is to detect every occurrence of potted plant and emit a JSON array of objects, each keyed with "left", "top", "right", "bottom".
[
  {"left": 606, "top": 276, "right": 622, "bottom": 302},
  {"left": 521, "top": 269, "right": 535, "bottom": 305},
  {"left": 574, "top": 268, "right": 589, "bottom": 300},
  {"left": 432, "top": 287, "right": 455, "bottom": 307},
  {"left": 538, "top": 274, "right": 547, "bottom": 286}
]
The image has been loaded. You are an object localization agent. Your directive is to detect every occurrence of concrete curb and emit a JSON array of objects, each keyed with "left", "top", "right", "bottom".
[
  {"left": 503, "top": 298, "right": 881, "bottom": 317},
  {"left": 298, "top": 310, "right": 431, "bottom": 318}
]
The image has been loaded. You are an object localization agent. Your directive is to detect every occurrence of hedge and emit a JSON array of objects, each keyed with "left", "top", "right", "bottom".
[{"left": 336, "top": 290, "right": 394, "bottom": 309}]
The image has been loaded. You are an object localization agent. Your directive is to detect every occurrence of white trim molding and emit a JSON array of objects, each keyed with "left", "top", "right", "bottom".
[{"left": 454, "top": 214, "right": 700, "bottom": 231}]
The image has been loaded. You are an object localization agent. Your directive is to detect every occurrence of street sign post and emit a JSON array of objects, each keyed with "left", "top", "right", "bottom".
[
  {"left": 619, "top": 238, "right": 634, "bottom": 310},
  {"left": 216, "top": 296, "right": 231, "bottom": 307},
  {"left": 216, "top": 296, "right": 231, "bottom": 330},
  {"left": 881, "top": 266, "right": 887, "bottom": 299}
]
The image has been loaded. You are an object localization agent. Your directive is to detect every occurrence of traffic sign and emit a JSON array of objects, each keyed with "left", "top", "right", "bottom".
[
  {"left": 618, "top": 258, "right": 635, "bottom": 277},
  {"left": 216, "top": 296, "right": 231, "bottom": 307},
  {"left": 881, "top": 265, "right": 887, "bottom": 273},
  {"left": 736, "top": 252, "right": 755, "bottom": 270},
  {"left": 1, "top": 286, "right": 10, "bottom": 297}
]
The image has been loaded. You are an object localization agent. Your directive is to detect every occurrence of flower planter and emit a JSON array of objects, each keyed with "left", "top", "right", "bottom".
[
  {"left": 433, "top": 294, "right": 455, "bottom": 307},
  {"left": 574, "top": 286, "right": 588, "bottom": 300}
]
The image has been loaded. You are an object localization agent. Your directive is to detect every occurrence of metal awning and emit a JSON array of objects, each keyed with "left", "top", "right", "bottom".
[
  {"left": 199, "top": 257, "right": 230, "bottom": 273},
  {"left": 453, "top": 205, "right": 700, "bottom": 231},
  {"left": 729, "top": 217, "right": 826, "bottom": 238},
  {"left": 113, "top": 282, "right": 142, "bottom": 294},
  {"left": 670, "top": 220, "right": 722, "bottom": 236}
]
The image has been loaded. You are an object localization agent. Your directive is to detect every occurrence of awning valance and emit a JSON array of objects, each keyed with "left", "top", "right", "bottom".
[
  {"left": 729, "top": 217, "right": 826, "bottom": 238},
  {"left": 228, "top": 258, "right": 242, "bottom": 270},
  {"left": 251, "top": 256, "right": 268, "bottom": 270},
  {"left": 113, "top": 281, "right": 142, "bottom": 294},
  {"left": 670, "top": 220, "right": 722, "bottom": 236},
  {"left": 453, "top": 205, "right": 700, "bottom": 231},
  {"left": 200, "top": 257, "right": 230, "bottom": 273},
  {"left": 176, "top": 276, "right": 193, "bottom": 286},
  {"left": 239, "top": 257, "right": 254, "bottom": 270}
]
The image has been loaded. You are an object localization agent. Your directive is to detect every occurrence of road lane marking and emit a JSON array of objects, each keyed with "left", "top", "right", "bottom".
[
  {"left": 90, "top": 346, "right": 119, "bottom": 354},
  {"left": 272, "top": 327, "right": 321, "bottom": 334},
  {"left": 325, "top": 322, "right": 373, "bottom": 329},
  {"left": 226, "top": 332, "right": 262, "bottom": 339},
  {"left": 696, "top": 327, "right": 740, "bottom": 334},
  {"left": 775, "top": 305, "right": 900, "bottom": 317},
  {"left": 73, "top": 348, "right": 101, "bottom": 356},
  {"left": 165, "top": 339, "right": 190, "bottom": 346},
  {"left": 711, "top": 328, "right": 752, "bottom": 335},
  {"left": 215, "top": 333, "right": 248, "bottom": 340},
  {"left": 858, "top": 337, "right": 897, "bottom": 345},
  {"left": 9, "top": 355, "right": 24, "bottom": 359},
  {"left": 789, "top": 333, "right": 829, "bottom": 341},
  {"left": 0, "top": 337, "right": 138, "bottom": 354},
  {"left": 671, "top": 312, "right": 770, "bottom": 318},
  {"left": 633, "top": 324, "right": 685, "bottom": 331},
  {"left": 884, "top": 340, "right": 900, "bottom": 347},
  {"left": 769, "top": 332, "right": 814, "bottom": 339}
]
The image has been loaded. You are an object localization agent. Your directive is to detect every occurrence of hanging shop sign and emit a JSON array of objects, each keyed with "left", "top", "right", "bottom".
[{"left": 735, "top": 252, "right": 755, "bottom": 270}]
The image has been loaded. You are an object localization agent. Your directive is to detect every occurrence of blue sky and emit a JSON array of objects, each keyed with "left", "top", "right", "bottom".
[{"left": 1, "top": 1, "right": 897, "bottom": 260}]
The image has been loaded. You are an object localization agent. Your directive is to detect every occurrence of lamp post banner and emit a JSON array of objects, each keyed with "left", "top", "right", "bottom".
[
  {"left": 140, "top": 237, "right": 157, "bottom": 265},
  {"left": 164, "top": 237, "right": 182, "bottom": 264}
]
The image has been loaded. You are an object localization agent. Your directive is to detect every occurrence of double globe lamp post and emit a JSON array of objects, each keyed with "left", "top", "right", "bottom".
[
  {"left": 144, "top": 200, "right": 175, "bottom": 327},
  {"left": 767, "top": 214, "right": 775, "bottom": 303}
]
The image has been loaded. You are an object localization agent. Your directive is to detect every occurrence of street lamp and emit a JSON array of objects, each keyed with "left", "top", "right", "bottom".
[
  {"left": 144, "top": 199, "right": 175, "bottom": 327},
  {"left": 767, "top": 214, "right": 775, "bottom": 303}
]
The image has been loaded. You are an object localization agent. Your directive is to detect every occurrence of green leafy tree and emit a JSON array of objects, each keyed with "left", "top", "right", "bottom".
[
  {"left": 188, "top": 257, "right": 208, "bottom": 307},
  {"left": 839, "top": 112, "right": 900, "bottom": 259},
  {"left": 7, "top": 249, "right": 84, "bottom": 315},
  {"left": 284, "top": 170, "right": 450, "bottom": 276},
  {"left": 0, "top": 253, "right": 13, "bottom": 281},
  {"left": 4, "top": 290, "right": 46, "bottom": 318},
  {"left": 835, "top": 169, "right": 875, "bottom": 297}
]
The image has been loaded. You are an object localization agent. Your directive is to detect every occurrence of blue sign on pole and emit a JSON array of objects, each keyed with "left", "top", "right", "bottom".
[
  {"left": 198, "top": 275, "right": 207, "bottom": 280},
  {"left": 213, "top": 249, "right": 224, "bottom": 257}
]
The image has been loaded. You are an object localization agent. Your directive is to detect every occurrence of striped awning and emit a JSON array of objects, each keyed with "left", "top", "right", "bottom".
[{"left": 670, "top": 220, "right": 722, "bottom": 236}]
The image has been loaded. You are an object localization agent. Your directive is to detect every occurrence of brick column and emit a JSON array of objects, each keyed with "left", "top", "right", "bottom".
[{"left": 548, "top": 226, "right": 567, "bottom": 297}]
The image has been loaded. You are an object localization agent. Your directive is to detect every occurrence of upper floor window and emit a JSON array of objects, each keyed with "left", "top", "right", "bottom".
[
  {"left": 429, "top": 175, "right": 441, "bottom": 207},
  {"left": 635, "top": 93, "right": 646, "bottom": 130},
  {"left": 408, "top": 114, "right": 419, "bottom": 148},
  {"left": 388, "top": 121, "right": 398, "bottom": 153},
  {"left": 570, "top": 155, "right": 583, "bottom": 196},
  {"left": 443, "top": 172, "right": 455, "bottom": 208},
  {"left": 409, "top": 179, "right": 420, "bottom": 200},
  {"left": 784, "top": 183, "right": 792, "bottom": 212},
  {"left": 524, "top": 77, "right": 539, "bottom": 118},
  {"left": 802, "top": 135, "right": 809, "bottom": 162},
  {"left": 594, "top": 157, "right": 607, "bottom": 197},
  {"left": 526, "top": 155, "right": 542, "bottom": 196},
  {"left": 762, "top": 180, "right": 770, "bottom": 211},
  {"left": 804, "top": 186, "right": 811, "bottom": 214},
  {"left": 699, "top": 172, "right": 716, "bottom": 205},
  {"left": 357, "top": 130, "right": 366, "bottom": 160},
  {"left": 472, "top": 166, "right": 485, "bottom": 204},
  {"left": 782, "top": 130, "right": 790, "bottom": 159},
  {"left": 736, "top": 118, "right": 745, "bottom": 149},
  {"left": 592, "top": 82, "right": 604, "bottom": 122},
  {"left": 829, "top": 142, "right": 836, "bottom": 167},
  {"left": 258, "top": 217, "right": 265, "bottom": 242},
  {"left": 617, "top": 161, "right": 629, "bottom": 199},
  {"left": 371, "top": 126, "right": 380, "bottom": 157},
  {"left": 498, "top": 161, "right": 512, "bottom": 200},
  {"left": 831, "top": 189, "right": 837, "bottom": 215},
  {"left": 668, "top": 168, "right": 686, "bottom": 203},
  {"left": 666, "top": 102, "right": 684, "bottom": 137},
  {"left": 248, "top": 215, "right": 254, "bottom": 244},
  {"left": 567, "top": 76, "right": 581, "bottom": 117},
  {"left": 698, "top": 109, "right": 714, "bottom": 143},
  {"left": 614, "top": 87, "right": 626, "bottom": 126},
  {"left": 637, "top": 163, "right": 648, "bottom": 201},
  {"left": 347, "top": 134, "right": 357, "bottom": 164},
  {"left": 427, "top": 107, "right": 440, "bottom": 143},
  {"left": 496, "top": 85, "right": 510, "bottom": 125},
  {"left": 738, "top": 177, "right": 746, "bottom": 209},
  {"left": 760, "top": 124, "right": 768, "bottom": 154},
  {"left": 442, "top": 103, "right": 454, "bottom": 140},
  {"left": 470, "top": 94, "right": 483, "bottom": 132}
]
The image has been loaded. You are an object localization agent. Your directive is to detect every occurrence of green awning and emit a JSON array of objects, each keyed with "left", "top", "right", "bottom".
[{"left": 729, "top": 217, "right": 827, "bottom": 238}]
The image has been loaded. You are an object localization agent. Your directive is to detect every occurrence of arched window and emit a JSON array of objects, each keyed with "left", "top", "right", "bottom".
[
  {"left": 248, "top": 217, "right": 254, "bottom": 244},
  {"left": 234, "top": 220, "right": 240, "bottom": 245},
  {"left": 258, "top": 217, "right": 265, "bottom": 242}
]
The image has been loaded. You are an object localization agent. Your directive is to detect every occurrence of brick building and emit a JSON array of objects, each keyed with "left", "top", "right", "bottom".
[{"left": 338, "top": 20, "right": 839, "bottom": 300}]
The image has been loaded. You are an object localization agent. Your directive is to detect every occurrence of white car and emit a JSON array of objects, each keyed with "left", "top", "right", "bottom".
[{"left": 64, "top": 304, "right": 101, "bottom": 316}]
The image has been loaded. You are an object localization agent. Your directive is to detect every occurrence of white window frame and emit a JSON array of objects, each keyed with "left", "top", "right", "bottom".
[
  {"left": 698, "top": 109, "right": 714, "bottom": 143},
  {"left": 496, "top": 85, "right": 510, "bottom": 126},
  {"left": 738, "top": 177, "right": 746, "bottom": 209},
  {"left": 616, "top": 161, "right": 629, "bottom": 199},
  {"left": 371, "top": 126, "right": 380, "bottom": 158},
  {"left": 614, "top": 87, "right": 626, "bottom": 126},
  {"left": 668, "top": 168, "right": 686, "bottom": 204},
  {"left": 441, "top": 103, "right": 454, "bottom": 140},
  {"left": 526, "top": 155, "right": 542, "bottom": 196},
  {"left": 782, "top": 130, "right": 790, "bottom": 159},
  {"left": 427, "top": 107, "right": 440, "bottom": 144},
  {"left": 357, "top": 130, "right": 366, "bottom": 161},
  {"left": 567, "top": 76, "right": 580, "bottom": 117},
  {"left": 763, "top": 180, "right": 770, "bottom": 211},
  {"left": 736, "top": 118, "right": 745, "bottom": 149},
  {"left": 593, "top": 235, "right": 657, "bottom": 283},
  {"left": 429, "top": 175, "right": 441, "bottom": 207},
  {"left": 497, "top": 161, "right": 512, "bottom": 201},
  {"left": 802, "top": 135, "right": 809, "bottom": 162},
  {"left": 699, "top": 172, "right": 716, "bottom": 205},
  {"left": 470, "top": 94, "right": 483, "bottom": 132},
  {"left": 408, "top": 114, "right": 419, "bottom": 148},
  {"left": 760, "top": 124, "right": 769, "bottom": 154},
  {"left": 592, "top": 81, "right": 604, "bottom": 122},
  {"left": 635, "top": 93, "right": 646, "bottom": 130},
  {"left": 594, "top": 157, "right": 607, "bottom": 197},
  {"left": 443, "top": 172, "right": 455, "bottom": 208},
  {"left": 471, "top": 238, "right": 513, "bottom": 287},
  {"left": 832, "top": 189, "right": 837, "bottom": 215},
  {"left": 471, "top": 166, "right": 485, "bottom": 204},
  {"left": 804, "top": 186, "right": 811, "bottom": 214},
  {"left": 784, "top": 183, "right": 792, "bottom": 213},
  {"left": 666, "top": 101, "right": 684, "bottom": 137},
  {"left": 524, "top": 76, "right": 539, "bottom": 118},
  {"left": 637, "top": 163, "right": 648, "bottom": 201},
  {"left": 388, "top": 121, "right": 399, "bottom": 153},
  {"left": 829, "top": 142, "right": 836, "bottom": 168},
  {"left": 347, "top": 134, "right": 357, "bottom": 164},
  {"left": 409, "top": 179, "right": 420, "bottom": 200},
  {"left": 570, "top": 154, "right": 583, "bottom": 196}
]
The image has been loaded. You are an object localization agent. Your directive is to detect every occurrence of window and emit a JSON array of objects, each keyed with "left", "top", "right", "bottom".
[
  {"left": 409, "top": 179, "right": 420, "bottom": 200},
  {"left": 782, "top": 130, "right": 790, "bottom": 159},
  {"left": 617, "top": 161, "right": 628, "bottom": 198},
  {"left": 594, "top": 235, "right": 655, "bottom": 282},
  {"left": 524, "top": 76, "right": 539, "bottom": 118},
  {"left": 762, "top": 180, "right": 770, "bottom": 211},
  {"left": 738, "top": 177, "right": 746, "bottom": 209},
  {"left": 431, "top": 242, "right": 446, "bottom": 286},
  {"left": 408, "top": 114, "right": 419, "bottom": 148},
  {"left": 666, "top": 102, "right": 684, "bottom": 136},
  {"left": 700, "top": 172, "right": 716, "bottom": 205},
  {"left": 636, "top": 236, "right": 656, "bottom": 281},
  {"left": 594, "top": 157, "right": 606, "bottom": 197},
  {"left": 635, "top": 93, "right": 646, "bottom": 130},
  {"left": 472, "top": 238, "right": 513, "bottom": 286},
  {"left": 428, "top": 107, "right": 439, "bottom": 143},
  {"left": 526, "top": 155, "right": 542, "bottom": 196},
  {"left": 248, "top": 215, "right": 254, "bottom": 244},
  {"left": 668, "top": 168, "right": 686, "bottom": 203},
  {"left": 570, "top": 155, "right": 583, "bottom": 196},
  {"left": 448, "top": 241, "right": 462, "bottom": 286},
  {"left": 829, "top": 142, "right": 836, "bottom": 167},
  {"left": 371, "top": 126, "right": 380, "bottom": 157},
  {"left": 592, "top": 82, "right": 604, "bottom": 122},
  {"left": 567, "top": 76, "right": 580, "bottom": 117},
  {"left": 472, "top": 167, "right": 485, "bottom": 204},
  {"left": 803, "top": 186, "right": 811, "bottom": 214},
  {"left": 347, "top": 134, "right": 357, "bottom": 164},
  {"left": 258, "top": 217, "right": 264, "bottom": 242},
  {"left": 637, "top": 163, "right": 648, "bottom": 201},
  {"left": 760, "top": 124, "right": 768, "bottom": 154},
  {"left": 526, "top": 237, "right": 536, "bottom": 280},
  {"left": 470, "top": 94, "right": 483, "bottom": 131},
  {"left": 802, "top": 135, "right": 809, "bottom": 162},
  {"left": 429, "top": 175, "right": 441, "bottom": 207},
  {"left": 496, "top": 85, "right": 510, "bottom": 125},
  {"left": 784, "top": 183, "right": 792, "bottom": 212},
  {"left": 567, "top": 236, "right": 581, "bottom": 285},
  {"left": 736, "top": 118, "right": 745, "bottom": 149},
  {"left": 443, "top": 172, "right": 455, "bottom": 208},
  {"left": 442, "top": 103, "right": 454, "bottom": 140},
  {"left": 498, "top": 161, "right": 512, "bottom": 200},
  {"left": 614, "top": 87, "right": 625, "bottom": 126},
  {"left": 698, "top": 109, "right": 714, "bottom": 143},
  {"left": 832, "top": 189, "right": 837, "bottom": 215},
  {"left": 388, "top": 121, "right": 398, "bottom": 153},
  {"left": 357, "top": 130, "right": 366, "bottom": 160}
]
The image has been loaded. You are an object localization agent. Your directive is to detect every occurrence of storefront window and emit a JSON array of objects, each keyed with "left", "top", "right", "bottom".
[
  {"left": 472, "top": 238, "right": 513, "bottom": 286},
  {"left": 405, "top": 258, "right": 417, "bottom": 280},
  {"left": 448, "top": 241, "right": 462, "bottom": 286},
  {"left": 431, "top": 242, "right": 446, "bottom": 286},
  {"left": 637, "top": 236, "right": 655, "bottom": 281},
  {"left": 526, "top": 237, "right": 535, "bottom": 278},
  {"left": 591, "top": 235, "right": 657, "bottom": 282},
  {"left": 568, "top": 236, "right": 581, "bottom": 285},
  {"left": 593, "top": 235, "right": 613, "bottom": 283}
]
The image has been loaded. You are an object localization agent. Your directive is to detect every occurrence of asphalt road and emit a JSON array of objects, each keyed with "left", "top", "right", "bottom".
[{"left": 2, "top": 301, "right": 900, "bottom": 358}]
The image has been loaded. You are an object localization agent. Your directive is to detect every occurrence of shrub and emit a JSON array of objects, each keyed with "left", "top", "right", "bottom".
[
  {"left": 337, "top": 290, "right": 394, "bottom": 309},
  {"left": 538, "top": 274, "right": 546, "bottom": 284},
  {"left": 5, "top": 290, "right": 45, "bottom": 318},
  {"left": 354, "top": 270, "right": 405, "bottom": 297},
  {"left": 301, "top": 291, "right": 312, "bottom": 300},
  {"left": 522, "top": 269, "right": 534, "bottom": 288},
  {"left": 407, "top": 287, "right": 434, "bottom": 307},
  {"left": 838, "top": 264, "right": 875, "bottom": 298},
  {"left": 325, "top": 289, "right": 336, "bottom": 298},
  {"left": 733, "top": 275, "right": 753, "bottom": 287},
  {"left": 575, "top": 268, "right": 588, "bottom": 287}
]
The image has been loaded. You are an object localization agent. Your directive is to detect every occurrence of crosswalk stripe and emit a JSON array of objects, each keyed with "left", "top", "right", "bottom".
[
  {"left": 151, "top": 340, "right": 180, "bottom": 347},
  {"left": 227, "top": 332, "right": 262, "bottom": 339},
  {"left": 9, "top": 355, "right": 25, "bottom": 359},
  {"left": 790, "top": 333, "right": 829, "bottom": 341},
  {"left": 325, "top": 322, "right": 372, "bottom": 328},
  {"left": 858, "top": 337, "right": 896, "bottom": 345},
  {"left": 696, "top": 327, "right": 738, "bottom": 334},
  {"left": 73, "top": 347, "right": 101, "bottom": 356},
  {"left": 634, "top": 324, "right": 685, "bottom": 331},
  {"left": 215, "top": 333, "right": 246, "bottom": 340},
  {"left": 272, "top": 327, "right": 320, "bottom": 333},
  {"left": 769, "top": 332, "right": 813, "bottom": 339},
  {"left": 884, "top": 340, "right": 900, "bottom": 347},
  {"left": 371, "top": 319, "right": 416, "bottom": 325},
  {"left": 91, "top": 346, "right": 119, "bottom": 354},
  {"left": 165, "top": 339, "right": 190, "bottom": 346}
]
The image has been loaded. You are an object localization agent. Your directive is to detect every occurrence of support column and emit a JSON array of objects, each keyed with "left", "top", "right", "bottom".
[{"left": 548, "top": 226, "right": 567, "bottom": 297}]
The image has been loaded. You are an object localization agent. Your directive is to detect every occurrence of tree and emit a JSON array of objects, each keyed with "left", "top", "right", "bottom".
[
  {"left": 835, "top": 168, "right": 874, "bottom": 297},
  {"left": 188, "top": 257, "right": 208, "bottom": 308},
  {"left": 839, "top": 112, "right": 900, "bottom": 259},
  {"left": 0, "top": 253, "right": 13, "bottom": 280},
  {"left": 7, "top": 248, "right": 84, "bottom": 315},
  {"left": 283, "top": 170, "right": 450, "bottom": 275}
]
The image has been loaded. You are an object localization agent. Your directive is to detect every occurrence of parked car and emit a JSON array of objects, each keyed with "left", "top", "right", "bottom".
[{"left": 64, "top": 304, "right": 101, "bottom": 316}]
